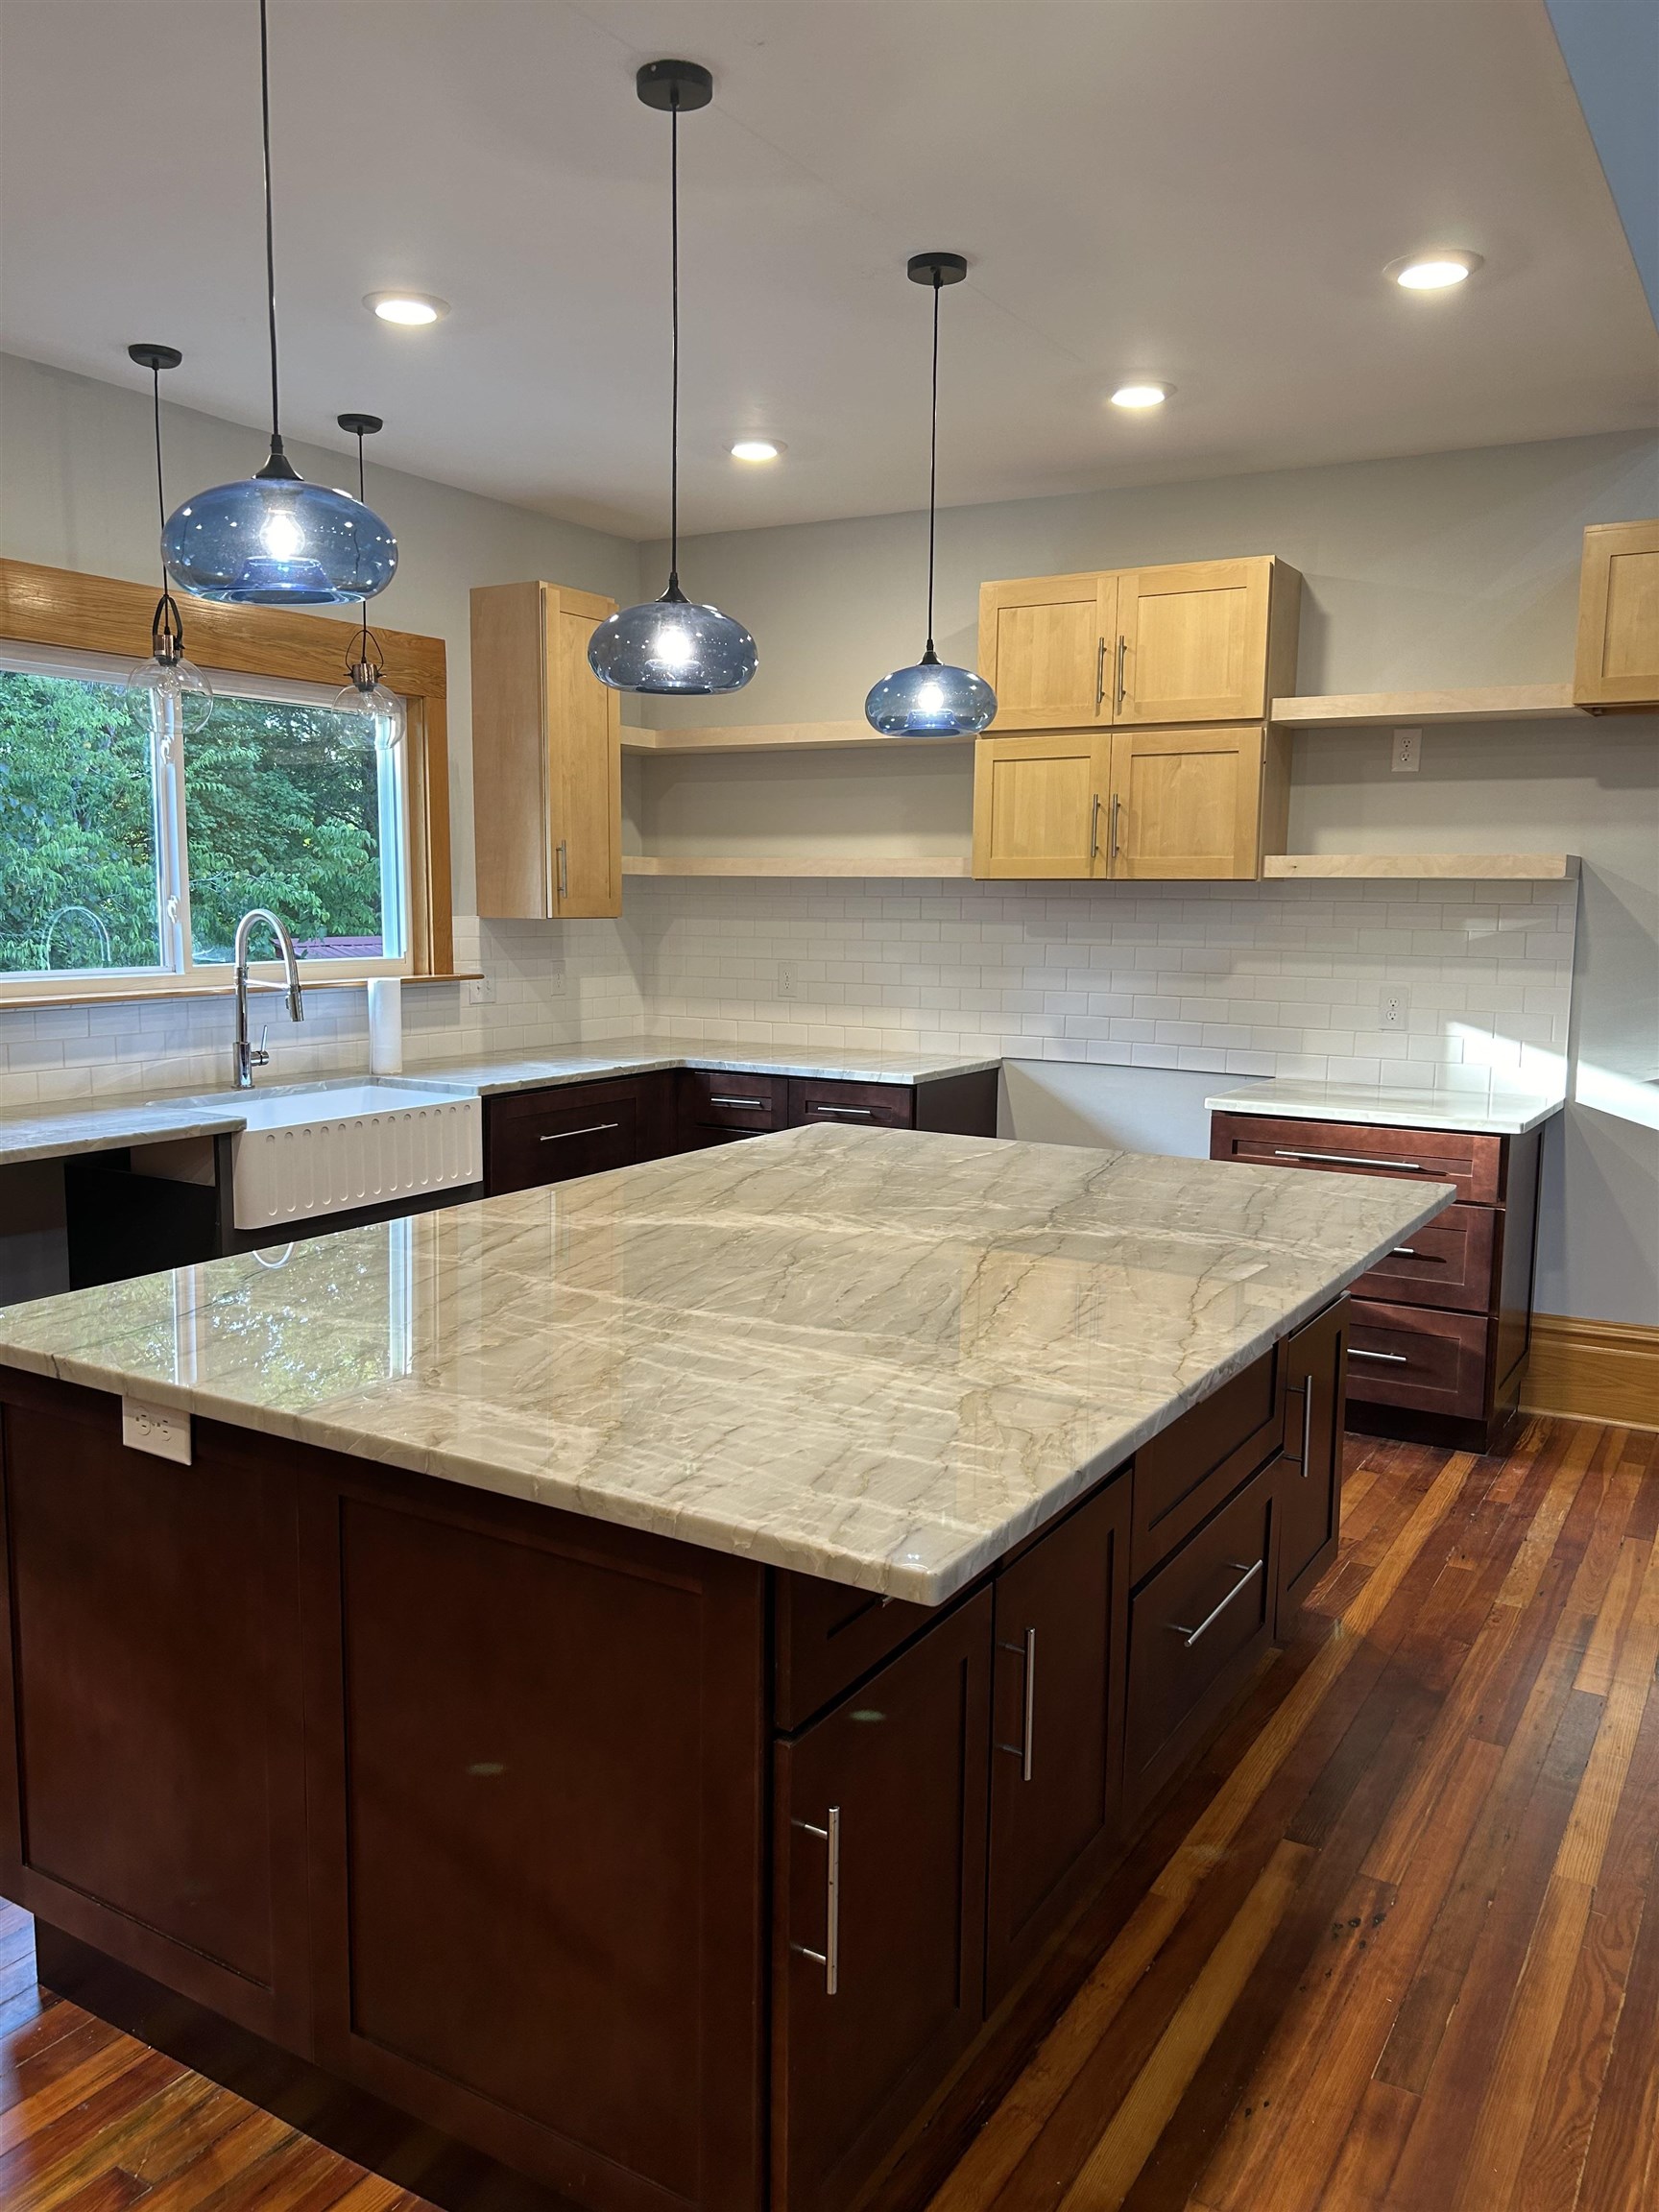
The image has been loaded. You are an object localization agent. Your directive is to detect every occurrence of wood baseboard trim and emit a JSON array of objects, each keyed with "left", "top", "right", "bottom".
[{"left": 1522, "top": 1313, "right": 1659, "bottom": 1432}]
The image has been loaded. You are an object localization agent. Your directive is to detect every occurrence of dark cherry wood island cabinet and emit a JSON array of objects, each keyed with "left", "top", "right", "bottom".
[{"left": 0, "top": 1307, "right": 1345, "bottom": 2212}]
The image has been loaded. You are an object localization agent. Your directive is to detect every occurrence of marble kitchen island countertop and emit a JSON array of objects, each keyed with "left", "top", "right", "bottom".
[{"left": 0, "top": 1125, "right": 1451, "bottom": 1603}]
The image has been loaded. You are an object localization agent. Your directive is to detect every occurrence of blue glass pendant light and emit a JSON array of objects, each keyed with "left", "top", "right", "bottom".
[
  {"left": 162, "top": 0, "right": 397, "bottom": 608},
  {"left": 589, "top": 60, "right": 757, "bottom": 695},
  {"left": 332, "top": 414, "right": 406, "bottom": 745},
  {"left": 864, "top": 253, "right": 997, "bottom": 737},
  {"left": 125, "top": 343, "right": 214, "bottom": 735}
]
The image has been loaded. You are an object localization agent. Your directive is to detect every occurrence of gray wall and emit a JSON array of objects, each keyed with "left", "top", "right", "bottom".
[
  {"left": 0, "top": 350, "right": 641, "bottom": 912},
  {"left": 652, "top": 431, "right": 1659, "bottom": 1327}
]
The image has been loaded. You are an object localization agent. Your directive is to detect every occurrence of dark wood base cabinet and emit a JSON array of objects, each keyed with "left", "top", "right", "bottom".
[
  {"left": 0, "top": 1301, "right": 1344, "bottom": 2212},
  {"left": 1211, "top": 1111, "right": 1543, "bottom": 1455}
]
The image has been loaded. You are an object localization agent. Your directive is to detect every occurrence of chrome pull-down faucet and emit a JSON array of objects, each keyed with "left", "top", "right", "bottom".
[{"left": 232, "top": 908, "right": 305, "bottom": 1088}]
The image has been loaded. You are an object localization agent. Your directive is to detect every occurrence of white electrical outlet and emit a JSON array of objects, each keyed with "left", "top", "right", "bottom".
[
  {"left": 1380, "top": 987, "right": 1409, "bottom": 1032},
  {"left": 1392, "top": 727, "right": 1422, "bottom": 774},
  {"left": 122, "top": 1396, "right": 192, "bottom": 1465},
  {"left": 466, "top": 976, "right": 496, "bottom": 1005},
  {"left": 779, "top": 963, "right": 797, "bottom": 999}
]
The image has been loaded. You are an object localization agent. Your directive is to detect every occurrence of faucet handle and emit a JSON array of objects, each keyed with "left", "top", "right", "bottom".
[{"left": 252, "top": 1022, "right": 271, "bottom": 1070}]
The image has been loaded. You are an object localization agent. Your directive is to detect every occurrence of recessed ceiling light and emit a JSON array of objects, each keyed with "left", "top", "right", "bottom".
[
  {"left": 364, "top": 291, "right": 449, "bottom": 325},
  {"left": 1385, "top": 250, "right": 1482, "bottom": 291},
  {"left": 1110, "top": 382, "right": 1171, "bottom": 410},
  {"left": 731, "top": 438, "right": 783, "bottom": 463}
]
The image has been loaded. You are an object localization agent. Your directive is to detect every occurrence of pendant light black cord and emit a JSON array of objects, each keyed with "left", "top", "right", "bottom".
[
  {"left": 666, "top": 92, "right": 682, "bottom": 595},
  {"left": 150, "top": 363, "right": 168, "bottom": 591},
  {"left": 147, "top": 359, "right": 183, "bottom": 661},
  {"left": 355, "top": 428, "right": 370, "bottom": 662},
  {"left": 924, "top": 270, "right": 941, "bottom": 661},
  {"left": 254, "top": 0, "right": 298, "bottom": 479}
]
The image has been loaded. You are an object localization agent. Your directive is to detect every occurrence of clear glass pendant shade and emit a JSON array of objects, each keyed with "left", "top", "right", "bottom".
[
  {"left": 334, "top": 670, "right": 406, "bottom": 746},
  {"left": 162, "top": 474, "right": 397, "bottom": 607},
  {"left": 127, "top": 650, "right": 214, "bottom": 735},
  {"left": 588, "top": 588, "right": 757, "bottom": 695},
  {"left": 864, "top": 653, "right": 996, "bottom": 736}
]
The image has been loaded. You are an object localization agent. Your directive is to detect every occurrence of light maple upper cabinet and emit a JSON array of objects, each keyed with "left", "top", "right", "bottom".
[
  {"left": 471, "top": 581, "right": 622, "bottom": 919},
  {"left": 977, "top": 573, "right": 1118, "bottom": 728},
  {"left": 979, "top": 556, "right": 1299, "bottom": 732},
  {"left": 972, "top": 733, "right": 1111, "bottom": 878},
  {"left": 1109, "top": 724, "right": 1288, "bottom": 882},
  {"left": 1575, "top": 520, "right": 1659, "bottom": 711},
  {"left": 972, "top": 723, "right": 1288, "bottom": 883}
]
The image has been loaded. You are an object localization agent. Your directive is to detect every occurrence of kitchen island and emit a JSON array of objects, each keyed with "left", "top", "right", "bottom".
[{"left": 0, "top": 1127, "right": 1448, "bottom": 2212}]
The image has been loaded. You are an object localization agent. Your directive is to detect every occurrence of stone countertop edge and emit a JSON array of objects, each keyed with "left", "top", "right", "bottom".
[
  {"left": 0, "top": 1174, "right": 1455, "bottom": 1607},
  {"left": 1203, "top": 1081, "right": 1566, "bottom": 1138},
  {"left": 0, "top": 1043, "right": 1001, "bottom": 1169}
]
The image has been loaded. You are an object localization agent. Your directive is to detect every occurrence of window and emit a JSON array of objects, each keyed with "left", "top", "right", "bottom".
[{"left": 0, "top": 643, "right": 408, "bottom": 984}]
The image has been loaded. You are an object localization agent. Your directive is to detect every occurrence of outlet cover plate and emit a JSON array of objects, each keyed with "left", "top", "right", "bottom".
[
  {"left": 1380, "top": 987, "right": 1409, "bottom": 1032},
  {"left": 1392, "top": 727, "right": 1422, "bottom": 774},
  {"left": 122, "top": 1396, "right": 193, "bottom": 1465}
]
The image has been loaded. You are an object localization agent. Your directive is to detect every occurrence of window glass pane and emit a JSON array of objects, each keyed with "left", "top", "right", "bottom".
[
  {"left": 0, "top": 666, "right": 165, "bottom": 974},
  {"left": 182, "top": 693, "right": 402, "bottom": 964}
]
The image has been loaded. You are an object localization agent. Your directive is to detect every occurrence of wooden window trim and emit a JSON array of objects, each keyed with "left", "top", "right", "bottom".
[{"left": 0, "top": 557, "right": 454, "bottom": 999}]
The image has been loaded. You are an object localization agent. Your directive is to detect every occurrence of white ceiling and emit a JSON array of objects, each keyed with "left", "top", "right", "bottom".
[{"left": 1, "top": 0, "right": 1654, "bottom": 541}]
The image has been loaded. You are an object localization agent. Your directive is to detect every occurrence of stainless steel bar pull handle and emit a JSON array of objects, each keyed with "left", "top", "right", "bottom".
[
  {"left": 1168, "top": 1557, "right": 1263, "bottom": 1648},
  {"left": 791, "top": 1807, "right": 841, "bottom": 1995},
  {"left": 996, "top": 1628, "right": 1037, "bottom": 1781},
  {"left": 539, "top": 1121, "right": 621, "bottom": 1142},
  {"left": 1115, "top": 634, "right": 1127, "bottom": 711},
  {"left": 1111, "top": 792, "right": 1123, "bottom": 860},
  {"left": 709, "top": 1095, "right": 765, "bottom": 1110},
  {"left": 1273, "top": 1147, "right": 1425, "bottom": 1172},
  {"left": 1351, "top": 1347, "right": 1409, "bottom": 1365},
  {"left": 1390, "top": 1246, "right": 1417, "bottom": 1258},
  {"left": 1089, "top": 792, "right": 1102, "bottom": 861},
  {"left": 815, "top": 1104, "right": 872, "bottom": 1118},
  {"left": 1094, "top": 637, "right": 1107, "bottom": 713},
  {"left": 1290, "top": 1376, "right": 1313, "bottom": 1475},
  {"left": 556, "top": 839, "right": 568, "bottom": 902}
]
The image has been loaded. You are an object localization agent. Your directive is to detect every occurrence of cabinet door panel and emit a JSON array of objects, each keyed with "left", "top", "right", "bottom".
[
  {"left": 1130, "top": 1343, "right": 1280, "bottom": 1582},
  {"left": 979, "top": 574, "right": 1113, "bottom": 730},
  {"left": 1108, "top": 724, "right": 1264, "bottom": 880},
  {"left": 485, "top": 1080, "right": 641, "bottom": 1196},
  {"left": 1117, "top": 559, "right": 1271, "bottom": 724},
  {"left": 1347, "top": 1300, "right": 1489, "bottom": 1420},
  {"left": 1277, "top": 1299, "right": 1348, "bottom": 1630},
  {"left": 1349, "top": 1202, "right": 1496, "bottom": 1314},
  {"left": 1210, "top": 1111, "right": 1501, "bottom": 1207},
  {"left": 786, "top": 1077, "right": 914, "bottom": 1130},
  {"left": 1575, "top": 521, "right": 1659, "bottom": 709},
  {"left": 773, "top": 1591, "right": 991, "bottom": 2212},
  {"left": 548, "top": 590, "right": 622, "bottom": 918},
  {"left": 972, "top": 733, "right": 1110, "bottom": 879},
  {"left": 987, "top": 1479, "right": 1129, "bottom": 2007},
  {"left": 0, "top": 1388, "right": 308, "bottom": 2050}
]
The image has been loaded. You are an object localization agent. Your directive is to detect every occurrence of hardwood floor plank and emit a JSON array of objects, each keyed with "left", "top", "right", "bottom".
[{"left": 1054, "top": 1842, "right": 1310, "bottom": 2212}]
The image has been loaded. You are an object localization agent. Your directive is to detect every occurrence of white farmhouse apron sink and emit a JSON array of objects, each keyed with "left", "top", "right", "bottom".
[{"left": 219, "top": 1083, "right": 482, "bottom": 1232}]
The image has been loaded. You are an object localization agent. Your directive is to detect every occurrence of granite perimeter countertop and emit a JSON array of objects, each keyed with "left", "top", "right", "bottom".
[
  {"left": 0, "top": 1038, "right": 1000, "bottom": 1170},
  {"left": 0, "top": 1124, "right": 1448, "bottom": 1603},
  {"left": 1204, "top": 1078, "right": 1565, "bottom": 1138}
]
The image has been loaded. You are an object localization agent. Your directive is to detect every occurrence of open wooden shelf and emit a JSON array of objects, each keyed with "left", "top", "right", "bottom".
[
  {"left": 622, "top": 854, "right": 974, "bottom": 879},
  {"left": 1263, "top": 854, "right": 1578, "bottom": 881},
  {"left": 621, "top": 720, "right": 973, "bottom": 755},
  {"left": 1270, "top": 685, "right": 1579, "bottom": 729}
]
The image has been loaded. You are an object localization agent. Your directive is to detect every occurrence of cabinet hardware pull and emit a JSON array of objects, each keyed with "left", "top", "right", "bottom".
[
  {"left": 1168, "top": 1557, "right": 1263, "bottom": 1647},
  {"left": 790, "top": 1807, "right": 840, "bottom": 1995},
  {"left": 709, "top": 1095, "right": 765, "bottom": 1110},
  {"left": 1272, "top": 1147, "right": 1425, "bottom": 1172},
  {"left": 556, "top": 839, "right": 568, "bottom": 902},
  {"left": 1115, "top": 634, "right": 1127, "bottom": 711},
  {"left": 997, "top": 1629, "right": 1038, "bottom": 1780},
  {"left": 1390, "top": 1246, "right": 1418, "bottom": 1258},
  {"left": 1351, "top": 1348, "right": 1410, "bottom": 1364},
  {"left": 1094, "top": 637, "right": 1107, "bottom": 713},
  {"left": 1291, "top": 1376, "right": 1313, "bottom": 1475},
  {"left": 538, "top": 1121, "right": 622, "bottom": 1142},
  {"left": 814, "top": 1104, "right": 873, "bottom": 1118},
  {"left": 1089, "top": 792, "right": 1102, "bottom": 861},
  {"left": 1111, "top": 791, "right": 1123, "bottom": 860}
]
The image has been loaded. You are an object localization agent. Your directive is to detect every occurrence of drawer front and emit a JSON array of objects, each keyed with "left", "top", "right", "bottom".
[
  {"left": 1347, "top": 1299, "right": 1490, "bottom": 1420},
  {"left": 1130, "top": 1342, "right": 1280, "bottom": 1582},
  {"left": 1210, "top": 1113, "right": 1501, "bottom": 1207},
  {"left": 485, "top": 1082, "right": 641, "bottom": 1197},
  {"left": 774, "top": 1574, "right": 936, "bottom": 1735},
  {"left": 1350, "top": 1202, "right": 1497, "bottom": 1315},
  {"left": 787, "top": 1078, "right": 915, "bottom": 1131},
  {"left": 678, "top": 1069, "right": 787, "bottom": 1135},
  {"left": 1124, "top": 1462, "right": 1277, "bottom": 1814}
]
